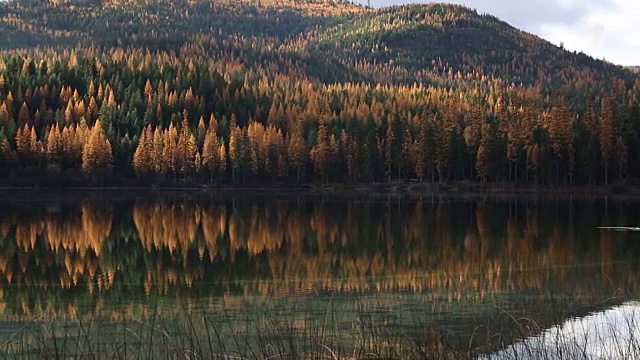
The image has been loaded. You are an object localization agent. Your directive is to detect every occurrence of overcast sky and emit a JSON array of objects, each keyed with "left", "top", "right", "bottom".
[{"left": 366, "top": 0, "right": 640, "bottom": 66}]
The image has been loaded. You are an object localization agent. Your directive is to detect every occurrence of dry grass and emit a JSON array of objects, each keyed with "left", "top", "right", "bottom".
[{"left": 0, "top": 300, "right": 638, "bottom": 359}]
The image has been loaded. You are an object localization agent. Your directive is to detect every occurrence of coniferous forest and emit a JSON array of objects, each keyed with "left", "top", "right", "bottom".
[{"left": 1, "top": 0, "right": 640, "bottom": 186}]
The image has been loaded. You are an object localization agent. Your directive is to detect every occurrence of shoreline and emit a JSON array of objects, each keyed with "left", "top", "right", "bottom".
[{"left": 1, "top": 182, "right": 640, "bottom": 202}]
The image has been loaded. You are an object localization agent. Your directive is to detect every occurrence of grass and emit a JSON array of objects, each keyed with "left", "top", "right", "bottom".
[
  {"left": 0, "top": 298, "right": 638, "bottom": 359},
  {"left": 0, "top": 311, "right": 417, "bottom": 359}
]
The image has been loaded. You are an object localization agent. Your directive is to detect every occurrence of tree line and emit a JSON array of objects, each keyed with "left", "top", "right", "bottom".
[
  {"left": 0, "top": 51, "right": 639, "bottom": 185},
  {"left": 0, "top": 0, "right": 639, "bottom": 186}
]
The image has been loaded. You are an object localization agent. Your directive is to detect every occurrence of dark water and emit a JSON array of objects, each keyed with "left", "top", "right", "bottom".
[{"left": 1, "top": 192, "right": 640, "bottom": 356}]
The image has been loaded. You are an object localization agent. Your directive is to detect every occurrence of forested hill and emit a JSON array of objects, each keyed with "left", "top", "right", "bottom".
[
  {"left": 308, "top": 3, "right": 634, "bottom": 87},
  {"left": 0, "top": 0, "right": 633, "bottom": 87},
  {"left": 0, "top": 0, "right": 639, "bottom": 187}
]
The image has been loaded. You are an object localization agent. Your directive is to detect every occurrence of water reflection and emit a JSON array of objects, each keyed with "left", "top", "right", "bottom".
[
  {"left": 0, "top": 194, "right": 639, "bottom": 349},
  {"left": 486, "top": 301, "right": 640, "bottom": 360}
]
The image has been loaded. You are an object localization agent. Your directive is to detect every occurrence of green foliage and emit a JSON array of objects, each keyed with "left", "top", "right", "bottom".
[{"left": 0, "top": 0, "right": 638, "bottom": 185}]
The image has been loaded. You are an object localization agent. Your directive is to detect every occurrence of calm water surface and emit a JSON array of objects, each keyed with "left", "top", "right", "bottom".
[{"left": 1, "top": 192, "right": 640, "bottom": 356}]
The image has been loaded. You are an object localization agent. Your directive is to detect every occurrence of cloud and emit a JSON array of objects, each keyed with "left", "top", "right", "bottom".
[
  {"left": 367, "top": 0, "right": 640, "bottom": 66},
  {"left": 533, "top": 0, "right": 640, "bottom": 65}
]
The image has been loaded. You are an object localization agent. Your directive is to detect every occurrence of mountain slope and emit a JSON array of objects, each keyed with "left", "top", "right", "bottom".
[
  {"left": 0, "top": 0, "right": 639, "bottom": 187},
  {"left": 1, "top": 0, "right": 635, "bottom": 89},
  {"left": 307, "top": 3, "right": 634, "bottom": 88}
]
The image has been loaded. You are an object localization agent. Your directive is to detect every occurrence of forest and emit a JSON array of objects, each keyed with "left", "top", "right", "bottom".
[{"left": 0, "top": 0, "right": 639, "bottom": 186}]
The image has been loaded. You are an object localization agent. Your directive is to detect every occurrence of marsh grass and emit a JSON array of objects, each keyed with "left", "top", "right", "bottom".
[
  {"left": 0, "top": 307, "right": 465, "bottom": 359},
  {"left": 1, "top": 299, "right": 639, "bottom": 359}
]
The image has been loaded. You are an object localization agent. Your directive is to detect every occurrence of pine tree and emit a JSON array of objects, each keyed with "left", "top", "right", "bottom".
[
  {"left": 82, "top": 120, "right": 113, "bottom": 178},
  {"left": 64, "top": 100, "right": 75, "bottom": 124},
  {"left": 5, "top": 91, "right": 14, "bottom": 118},
  {"left": 401, "top": 128, "right": 413, "bottom": 180},
  {"left": 152, "top": 127, "right": 164, "bottom": 174},
  {"left": 197, "top": 116, "right": 206, "bottom": 148},
  {"left": 600, "top": 96, "right": 615, "bottom": 185},
  {"left": 133, "top": 125, "right": 153, "bottom": 176},
  {"left": 29, "top": 126, "right": 40, "bottom": 165},
  {"left": 435, "top": 113, "right": 454, "bottom": 182},
  {"left": 548, "top": 97, "right": 574, "bottom": 184},
  {"left": 218, "top": 143, "right": 227, "bottom": 178},
  {"left": 414, "top": 121, "right": 428, "bottom": 181},
  {"left": 202, "top": 125, "right": 219, "bottom": 181},
  {"left": 15, "top": 124, "right": 34, "bottom": 165},
  {"left": 264, "top": 125, "right": 282, "bottom": 177},
  {"left": 329, "top": 134, "right": 340, "bottom": 180},
  {"left": 228, "top": 124, "right": 242, "bottom": 181},
  {"left": 384, "top": 118, "right": 395, "bottom": 182},
  {"left": 342, "top": 131, "right": 357, "bottom": 182},
  {"left": 277, "top": 152, "right": 288, "bottom": 178},
  {"left": 162, "top": 123, "right": 178, "bottom": 175},
  {"left": 311, "top": 120, "right": 331, "bottom": 182},
  {"left": 88, "top": 96, "right": 99, "bottom": 122},
  {"left": 247, "top": 122, "right": 265, "bottom": 175},
  {"left": 576, "top": 100, "right": 599, "bottom": 184},
  {"left": 144, "top": 79, "right": 154, "bottom": 104},
  {"left": 194, "top": 152, "right": 202, "bottom": 176},
  {"left": 288, "top": 121, "right": 306, "bottom": 183},
  {"left": 17, "top": 102, "right": 30, "bottom": 127},
  {"left": 463, "top": 106, "right": 482, "bottom": 179},
  {"left": 476, "top": 123, "right": 495, "bottom": 183},
  {"left": 46, "top": 124, "right": 63, "bottom": 165},
  {"left": 476, "top": 140, "right": 488, "bottom": 183},
  {"left": 74, "top": 119, "right": 90, "bottom": 165},
  {"left": 0, "top": 102, "right": 12, "bottom": 128},
  {"left": 176, "top": 117, "right": 197, "bottom": 178},
  {"left": 616, "top": 136, "right": 628, "bottom": 180}
]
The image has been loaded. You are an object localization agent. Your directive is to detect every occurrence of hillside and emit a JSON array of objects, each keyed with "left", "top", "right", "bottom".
[
  {"left": 0, "top": 0, "right": 638, "bottom": 187},
  {"left": 1, "top": 1, "right": 634, "bottom": 88},
  {"left": 309, "top": 4, "right": 634, "bottom": 88}
]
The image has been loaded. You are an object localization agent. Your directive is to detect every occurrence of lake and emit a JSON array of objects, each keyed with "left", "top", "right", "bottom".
[{"left": 1, "top": 191, "right": 640, "bottom": 359}]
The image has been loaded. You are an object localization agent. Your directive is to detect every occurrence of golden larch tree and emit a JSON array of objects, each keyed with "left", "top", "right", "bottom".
[
  {"left": 46, "top": 124, "right": 63, "bottom": 164},
  {"left": 228, "top": 123, "right": 243, "bottom": 180},
  {"left": 152, "top": 127, "right": 164, "bottom": 173},
  {"left": 17, "top": 102, "right": 30, "bottom": 127},
  {"left": 82, "top": 120, "right": 113, "bottom": 176},
  {"left": 133, "top": 125, "right": 154, "bottom": 175},
  {"left": 288, "top": 121, "right": 307, "bottom": 183},
  {"left": 218, "top": 143, "right": 227, "bottom": 178},
  {"left": 414, "top": 121, "right": 428, "bottom": 181},
  {"left": 311, "top": 120, "right": 331, "bottom": 182},
  {"left": 162, "top": 123, "right": 178, "bottom": 174},
  {"left": 176, "top": 119, "right": 197, "bottom": 178},
  {"left": 202, "top": 125, "right": 219, "bottom": 180}
]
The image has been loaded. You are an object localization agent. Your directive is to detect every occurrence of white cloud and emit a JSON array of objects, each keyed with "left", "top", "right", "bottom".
[
  {"left": 367, "top": 0, "right": 640, "bottom": 66},
  {"left": 532, "top": 0, "right": 640, "bottom": 65}
]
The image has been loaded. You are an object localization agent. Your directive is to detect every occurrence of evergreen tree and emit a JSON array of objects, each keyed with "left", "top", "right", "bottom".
[
  {"left": 202, "top": 124, "right": 219, "bottom": 181},
  {"left": 82, "top": 120, "right": 113, "bottom": 178}
]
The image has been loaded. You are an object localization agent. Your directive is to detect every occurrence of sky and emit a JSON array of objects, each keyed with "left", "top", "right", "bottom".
[{"left": 367, "top": 0, "right": 640, "bottom": 66}]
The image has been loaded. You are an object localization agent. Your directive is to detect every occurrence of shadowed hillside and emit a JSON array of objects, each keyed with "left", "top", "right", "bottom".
[{"left": 309, "top": 3, "right": 633, "bottom": 87}]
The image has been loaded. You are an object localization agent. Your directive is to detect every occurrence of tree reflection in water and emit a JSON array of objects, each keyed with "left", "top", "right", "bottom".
[{"left": 0, "top": 194, "right": 639, "bottom": 353}]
